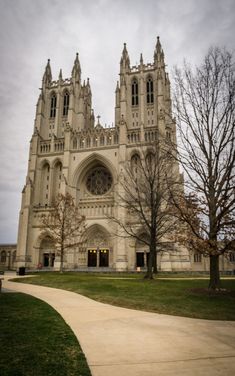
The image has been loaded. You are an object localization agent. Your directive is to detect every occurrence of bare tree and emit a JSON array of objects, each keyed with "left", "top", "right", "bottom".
[
  {"left": 110, "top": 138, "right": 179, "bottom": 279},
  {"left": 41, "top": 193, "right": 86, "bottom": 273},
  {"left": 173, "top": 47, "right": 235, "bottom": 290}
]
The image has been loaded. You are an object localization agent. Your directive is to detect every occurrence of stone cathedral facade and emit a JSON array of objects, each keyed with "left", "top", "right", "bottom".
[{"left": 16, "top": 38, "right": 193, "bottom": 272}]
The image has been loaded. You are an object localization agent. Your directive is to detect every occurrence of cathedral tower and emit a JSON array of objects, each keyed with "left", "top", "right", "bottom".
[{"left": 16, "top": 38, "right": 190, "bottom": 272}]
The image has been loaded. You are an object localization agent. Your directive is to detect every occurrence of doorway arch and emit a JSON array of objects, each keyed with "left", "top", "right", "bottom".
[
  {"left": 39, "top": 236, "right": 55, "bottom": 268},
  {"left": 85, "top": 224, "right": 112, "bottom": 267}
]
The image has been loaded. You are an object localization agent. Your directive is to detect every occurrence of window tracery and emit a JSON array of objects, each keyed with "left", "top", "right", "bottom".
[
  {"left": 63, "top": 92, "right": 69, "bottom": 116},
  {"left": 86, "top": 167, "right": 112, "bottom": 195},
  {"left": 146, "top": 77, "right": 154, "bottom": 104},
  {"left": 132, "top": 79, "right": 139, "bottom": 106},
  {"left": 0, "top": 250, "right": 6, "bottom": 263},
  {"left": 50, "top": 93, "right": 57, "bottom": 118}
]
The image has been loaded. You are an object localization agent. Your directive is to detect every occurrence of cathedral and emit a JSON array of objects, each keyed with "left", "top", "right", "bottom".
[{"left": 17, "top": 37, "right": 232, "bottom": 273}]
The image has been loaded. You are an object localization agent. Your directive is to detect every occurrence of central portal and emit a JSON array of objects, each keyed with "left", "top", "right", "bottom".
[
  {"left": 87, "top": 248, "right": 109, "bottom": 267},
  {"left": 86, "top": 224, "right": 112, "bottom": 268}
]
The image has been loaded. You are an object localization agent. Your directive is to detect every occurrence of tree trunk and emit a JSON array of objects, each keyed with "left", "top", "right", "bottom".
[
  {"left": 153, "top": 251, "right": 158, "bottom": 274},
  {"left": 60, "top": 250, "right": 64, "bottom": 274},
  {"left": 145, "top": 245, "right": 154, "bottom": 279},
  {"left": 208, "top": 255, "right": 221, "bottom": 290}
]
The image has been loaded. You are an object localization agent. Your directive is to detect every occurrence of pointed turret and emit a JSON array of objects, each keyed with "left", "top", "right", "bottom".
[
  {"left": 140, "top": 53, "right": 144, "bottom": 70},
  {"left": 154, "top": 36, "right": 165, "bottom": 67},
  {"left": 42, "top": 59, "right": 52, "bottom": 87},
  {"left": 59, "top": 69, "right": 63, "bottom": 80},
  {"left": 72, "top": 52, "right": 81, "bottom": 83},
  {"left": 90, "top": 109, "right": 95, "bottom": 128},
  {"left": 115, "top": 80, "right": 120, "bottom": 92},
  {"left": 120, "top": 43, "right": 130, "bottom": 73},
  {"left": 86, "top": 77, "right": 91, "bottom": 93},
  {"left": 115, "top": 80, "right": 120, "bottom": 108},
  {"left": 58, "top": 68, "right": 63, "bottom": 85}
]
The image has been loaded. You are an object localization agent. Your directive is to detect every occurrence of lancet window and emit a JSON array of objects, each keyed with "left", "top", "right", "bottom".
[
  {"left": 52, "top": 161, "right": 62, "bottom": 201},
  {"left": 1, "top": 250, "right": 6, "bottom": 262},
  {"left": 146, "top": 76, "right": 154, "bottom": 104},
  {"left": 50, "top": 93, "right": 57, "bottom": 118},
  {"left": 132, "top": 79, "right": 139, "bottom": 106},
  {"left": 131, "top": 153, "right": 141, "bottom": 175},
  {"left": 63, "top": 92, "right": 70, "bottom": 116}
]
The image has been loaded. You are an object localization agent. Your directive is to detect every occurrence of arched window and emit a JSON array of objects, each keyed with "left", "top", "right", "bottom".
[
  {"left": 145, "top": 152, "right": 155, "bottom": 171},
  {"left": 100, "top": 135, "right": 104, "bottom": 146},
  {"left": 93, "top": 137, "right": 97, "bottom": 147},
  {"left": 194, "top": 253, "right": 202, "bottom": 263},
  {"left": 50, "top": 93, "right": 57, "bottom": 118},
  {"left": 40, "top": 162, "right": 50, "bottom": 205},
  {"left": 80, "top": 138, "right": 85, "bottom": 148},
  {"left": 63, "top": 92, "right": 69, "bottom": 116},
  {"left": 146, "top": 77, "right": 154, "bottom": 104},
  {"left": 73, "top": 137, "right": 77, "bottom": 149},
  {"left": 229, "top": 252, "right": 235, "bottom": 262},
  {"left": 131, "top": 153, "right": 141, "bottom": 176},
  {"left": 1, "top": 250, "right": 6, "bottom": 263},
  {"left": 52, "top": 161, "right": 62, "bottom": 201},
  {"left": 132, "top": 79, "right": 138, "bottom": 106}
]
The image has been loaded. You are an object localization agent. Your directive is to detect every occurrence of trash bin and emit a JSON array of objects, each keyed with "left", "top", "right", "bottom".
[{"left": 19, "top": 267, "right": 25, "bottom": 276}]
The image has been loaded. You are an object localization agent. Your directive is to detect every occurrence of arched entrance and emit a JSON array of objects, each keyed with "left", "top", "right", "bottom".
[
  {"left": 86, "top": 225, "right": 111, "bottom": 268},
  {"left": 39, "top": 236, "right": 55, "bottom": 268},
  {"left": 136, "top": 234, "right": 150, "bottom": 269}
]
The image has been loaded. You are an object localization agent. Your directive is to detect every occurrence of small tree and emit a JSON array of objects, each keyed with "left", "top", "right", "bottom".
[
  {"left": 41, "top": 193, "right": 86, "bottom": 273},
  {"left": 110, "top": 139, "right": 179, "bottom": 279},
  {"left": 173, "top": 47, "right": 235, "bottom": 290}
]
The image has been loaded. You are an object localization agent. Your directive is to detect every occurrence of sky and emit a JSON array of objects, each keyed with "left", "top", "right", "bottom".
[{"left": 0, "top": 0, "right": 234, "bottom": 243}]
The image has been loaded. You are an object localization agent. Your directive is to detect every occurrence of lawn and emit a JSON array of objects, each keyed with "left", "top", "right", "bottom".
[
  {"left": 0, "top": 292, "right": 91, "bottom": 376},
  {"left": 13, "top": 273, "right": 235, "bottom": 321}
]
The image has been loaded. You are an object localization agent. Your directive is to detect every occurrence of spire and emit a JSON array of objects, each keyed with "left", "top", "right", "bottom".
[
  {"left": 42, "top": 59, "right": 52, "bottom": 86},
  {"left": 72, "top": 52, "right": 81, "bottom": 82},
  {"left": 86, "top": 78, "right": 91, "bottom": 95},
  {"left": 58, "top": 69, "right": 63, "bottom": 80},
  {"left": 140, "top": 53, "right": 144, "bottom": 70},
  {"left": 120, "top": 43, "right": 130, "bottom": 72},
  {"left": 115, "top": 80, "right": 120, "bottom": 92},
  {"left": 155, "top": 36, "right": 161, "bottom": 56},
  {"left": 115, "top": 80, "right": 120, "bottom": 108},
  {"left": 154, "top": 36, "right": 165, "bottom": 67}
]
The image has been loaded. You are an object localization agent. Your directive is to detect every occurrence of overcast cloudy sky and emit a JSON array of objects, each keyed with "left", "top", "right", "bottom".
[{"left": 0, "top": 0, "right": 234, "bottom": 243}]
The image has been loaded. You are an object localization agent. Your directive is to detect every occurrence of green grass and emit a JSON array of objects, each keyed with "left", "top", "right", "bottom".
[
  {"left": 13, "top": 273, "right": 235, "bottom": 321},
  {"left": 0, "top": 293, "right": 91, "bottom": 376}
]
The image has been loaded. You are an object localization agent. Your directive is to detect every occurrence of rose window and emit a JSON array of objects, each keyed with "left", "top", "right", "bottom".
[{"left": 86, "top": 167, "right": 112, "bottom": 195}]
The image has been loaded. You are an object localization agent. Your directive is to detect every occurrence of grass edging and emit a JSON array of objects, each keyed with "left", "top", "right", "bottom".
[
  {"left": 0, "top": 292, "right": 91, "bottom": 376},
  {"left": 11, "top": 272, "right": 235, "bottom": 321}
]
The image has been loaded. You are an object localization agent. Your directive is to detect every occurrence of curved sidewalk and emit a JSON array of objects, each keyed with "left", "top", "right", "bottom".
[{"left": 2, "top": 274, "right": 235, "bottom": 376}]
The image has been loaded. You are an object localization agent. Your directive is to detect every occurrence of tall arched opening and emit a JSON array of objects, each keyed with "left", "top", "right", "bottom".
[
  {"left": 85, "top": 225, "right": 112, "bottom": 268},
  {"left": 39, "top": 236, "right": 55, "bottom": 268},
  {"left": 135, "top": 234, "right": 150, "bottom": 269}
]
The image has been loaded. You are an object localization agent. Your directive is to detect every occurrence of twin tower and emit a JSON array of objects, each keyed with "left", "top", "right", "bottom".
[{"left": 16, "top": 38, "right": 189, "bottom": 272}]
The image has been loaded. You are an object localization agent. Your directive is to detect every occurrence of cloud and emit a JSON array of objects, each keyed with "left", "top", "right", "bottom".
[{"left": 0, "top": 0, "right": 235, "bottom": 242}]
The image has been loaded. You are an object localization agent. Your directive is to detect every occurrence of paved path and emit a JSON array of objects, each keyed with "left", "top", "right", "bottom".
[{"left": 2, "top": 274, "right": 235, "bottom": 376}]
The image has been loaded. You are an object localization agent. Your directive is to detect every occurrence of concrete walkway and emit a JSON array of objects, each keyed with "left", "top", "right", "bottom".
[{"left": 2, "top": 273, "right": 235, "bottom": 376}]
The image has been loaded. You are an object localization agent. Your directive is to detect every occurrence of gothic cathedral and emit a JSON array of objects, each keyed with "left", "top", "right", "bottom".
[{"left": 16, "top": 38, "right": 191, "bottom": 271}]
